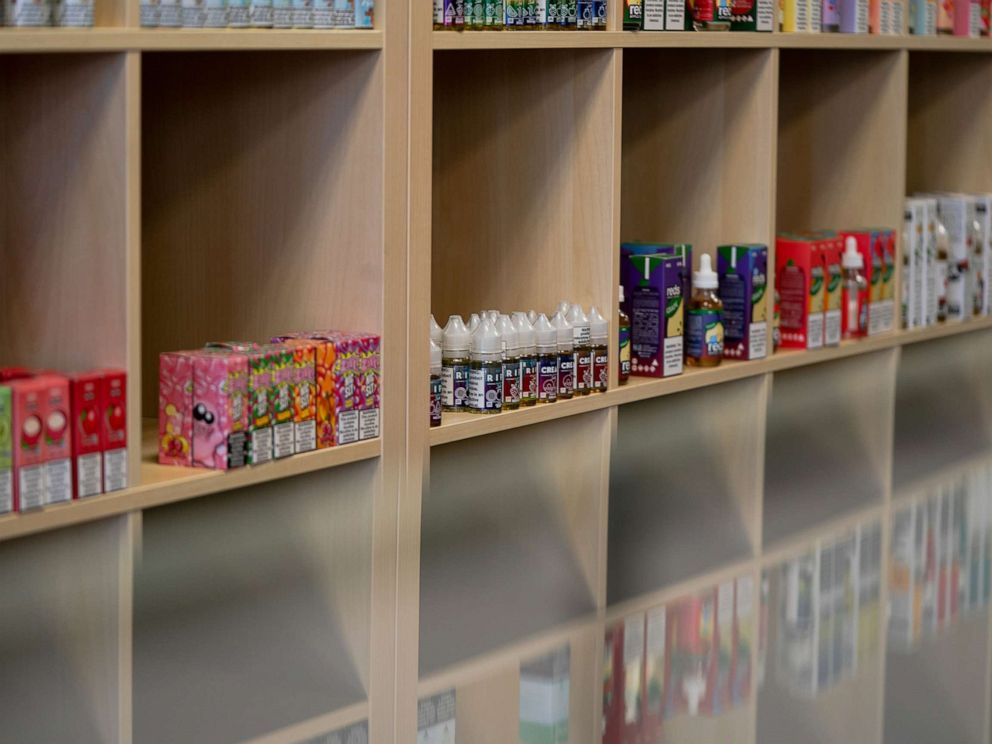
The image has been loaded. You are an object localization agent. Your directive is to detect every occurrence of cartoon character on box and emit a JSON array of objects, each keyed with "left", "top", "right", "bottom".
[{"left": 192, "top": 402, "right": 222, "bottom": 468}]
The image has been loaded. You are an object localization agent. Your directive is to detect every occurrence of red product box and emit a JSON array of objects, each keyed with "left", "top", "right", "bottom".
[
  {"left": 159, "top": 351, "right": 194, "bottom": 467},
  {"left": 101, "top": 369, "right": 128, "bottom": 491},
  {"left": 40, "top": 375, "right": 72, "bottom": 506},
  {"left": 0, "top": 367, "right": 35, "bottom": 382},
  {"left": 820, "top": 236, "right": 844, "bottom": 348},
  {"left": 838, "top": 230, "right": 883, "bottom": 337},
  {"left": 776, "top": 236, "right": 825, "bottom": 351},
  {"left": 9, "top": 378, "right": 47, "bottom": 511},
  {"left": 69, "top": 371, "right": 105, "bottom": 499}
]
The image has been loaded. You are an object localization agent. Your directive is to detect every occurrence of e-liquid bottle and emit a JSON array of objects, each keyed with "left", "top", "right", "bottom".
[
  {"left": 442, "top": 315, "right": 471, "bottom": 412},
  {"left": 468, "top": 313, "right": 481, "bottom": 334},
  {"left": 514, "top": 312, "right": 538, "bottom": 407},
  {"left": 842, "top": 236, "right": 869, "bottom": 339},
  {"left": 430, "top": 314, "right": 443, "bottom": 346},
  {"left": 468, "top": 318, "right": 503, "bottom": 414},
  {"left": 430, "top": 339, "right": 442, "bottom": 428},
  {"left": 534, "top": 313, "right": 558, "bottom": 404},
  {"left": 527, "top": 309, "right": 539, "bottom": 325},
  {"left": 497, "top": 314, "right": 520, "bottom": 411},
  {"left": 588, "top": 306, "right": 608, "bottom": 392},
  {"left": 686, "top": 254, "right": 724, "bottom": 367},
  {"left": 552, "top": 311, "right": 574, "bottom": 400},
  {"left": 618, "top": 285, "right": 631, "bottom": 385},
  {"left": 566, "top": 304, "right": 592, "bottom": 395}
]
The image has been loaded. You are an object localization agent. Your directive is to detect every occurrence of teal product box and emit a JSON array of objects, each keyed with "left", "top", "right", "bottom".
[
  {"left": 621, "top": 250, "right": 685, "bottom": 378},
  {"left": 717, "top": 244, "right": 769, "bottom": 361},
  {"left": 520, "top": 646, "right": 570, "bottom": 744}
]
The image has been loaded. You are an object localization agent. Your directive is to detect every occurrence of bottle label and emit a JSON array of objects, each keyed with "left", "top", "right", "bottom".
[
  {"left": 430, "top": 374, "right": 442, "bottom": 426},
  {"left": 468, "top": 363, "right": 502, "bottom": 411},
  {"left": 558, "top": 353, "right": 574, "bottom": 396},
  {"left": 519, "top": 356, "right": 538, "bottom": 401},
  {"left": 593, "top": 348, "right": 608, "bottom": 390},
  {"left": 442, "top": 362, "right": 470, "bottom": 409},
  {"left": 619, "top": 326, "right": 631, "bottom": 378},
  {"left": 502, "top": 361, "right": 520, "bottom": 405},
  {"left": 687, "top": 309, "right": 724, "bottom": 362},
  {"left": 575, "top": 351, "right": 592, "bottom": 391},
  {"left": 538, "top": 355, "right": 558, "bottom": 402}
]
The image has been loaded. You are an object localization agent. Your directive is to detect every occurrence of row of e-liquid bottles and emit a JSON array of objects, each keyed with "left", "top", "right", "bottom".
[
  {"left": 433, "top": 0, "right": 607, "bottom": 29},
  {"left": 429, "top": 304, "right": 609, "bottom": 425}
]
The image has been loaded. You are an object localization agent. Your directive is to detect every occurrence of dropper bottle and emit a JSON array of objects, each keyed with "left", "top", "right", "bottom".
[
  {"left": 429, "top": 339, "right": 442, "bottom": 427},
  {"left": 567, "top": 304, "right": 592, "bottom": 395},
  {"left": 588, "top": 306, "right": 608, "bottom": 392},
  {"left": 686, "top": 254, "right": 724, "bottom": 368},
  {"left": 618, "top": 285, "right": 631, "bottom": 385},
  {"left": 533, "top": 314, "right": 558, "bottom": 404},
  {"left": 513, "top": 312, "right": 538, "bottom": 407},
  {"left": 468, "top": 318, "right": 503, "bottom": 414},
  {"left": 468, "top": 313, "right": 481, "bottom": 334},
  {"left": 442, "top": 315, "right": 471, "bottom": 412},
  {"left": 430, "top": 314, "right": 443, "bottom": 347},
  {"left": 552, "top": 311, "right": 574, "bottom": 400},
  {"left": 842, "top": 236, "right": 869, "bottom": 338},
  {"left": 497, "top": 315, "right": 520, "bottom": 411},
  {"left": 527, "top": 309, "right": 538, "bottom": 326}
]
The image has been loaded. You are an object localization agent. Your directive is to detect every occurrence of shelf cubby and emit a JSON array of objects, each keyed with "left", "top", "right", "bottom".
[
  {"left": 140, "top": 49, "right": 384, "bottom": 415},
  {"left": 893, "top": 331, "right": 992, "bottom": 495},
  {"left": 907, "top": 51, "right": 992, "bottom": 193},
  {"left": 620, "top": 47, "right": 776, "bottom": 265},
  {"left": 420, "top": 412, "right": 606, "bottom": 677},
  {"left": 607, "top": 376, "right": 765, "bottom": 606},
  {"left": 431, "top": 48, "right": 616, "bottom": 321},
  {"left": 0, "top": 518, "right": 128, "bottom": 743},
  {"left": 777, "top": 49, "right": 906, "bottom": 233},
  {"left": 763, "top": 350, "right": 896, "bottom": 548},
  {"left": 884, "top": 610, "right": 992, "bottom": 744},
  {"left": 0, "top": 53, "right": 128, "bottom": 373},
  {"left": 133, "top": 461, "right": 375, "bottom": 744}
]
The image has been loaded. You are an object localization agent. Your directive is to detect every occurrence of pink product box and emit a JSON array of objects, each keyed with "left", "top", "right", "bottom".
[
  {"left": 159, "top": 351, "right": 194, "bottom": 467},
  {"left": 191, "top": 351, "right": 249, "bottom": 470},
  {"left": 352, "top": 332, "right": 380, "bottom": 441}
]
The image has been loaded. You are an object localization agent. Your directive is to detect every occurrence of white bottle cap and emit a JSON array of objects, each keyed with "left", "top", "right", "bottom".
[
  {"left": 533, "top": 313, "right": 557, "bottom": 348},
  {"left": 486, "top": 310, "right": 500, "bottom": 323},
  {"left": 843, "top": 236, "right": 864, "bottom": 269},
  {"left": 468, "top": 313, "right": 481, "bottom": 333},
  {"left": 588, "top": 306, "right": 608, "bottom": 341},
  {"left": 472, "top": 317, "right": 502, "bottom": 354},
  {"left": 430, "top": 338, "right": 442, "bottom": 368},
  {"left": 558, "top": 300, "right": 571, "bottom": 318},
  {"left": 429, "top": 314, "right": 443, "bottom": 346},
  {"left": 552, "top": 311, "right": 573, "bottom": 347},
  {"left": 512, "top": 312, "right": 535, "bottom": 348},
  {"left": 566, "top": 303, "right": 591, "bottom": 345},
  {"left": 693, "top": 253, "right": 718, "bottom": 289},
  {"left": 527, "top": 309, "right": 538, "bottom": 325},
  {"left": 443, "top": 315, "right": 471, "bottom": 352},
  {"left": 497, "top": 314, "right": 518, "bottom": 351},
  {"left": 619, "top": 285, "right": 626, "bottom": 304}
]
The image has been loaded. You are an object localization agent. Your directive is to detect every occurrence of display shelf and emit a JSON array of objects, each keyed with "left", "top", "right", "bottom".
[
  {"left": 420, "top": 412, "right": 605, "bottom": 676},
  {"left": 893, "top": 331, "right": 992, "bottom": 494},
  {"left": 763, "top": 350, "right": 896, "bottom": 548},
  {"left": 134, "top": 461, "right": 375, "bottom": 744},
  {"left": 431, "top": 47, "right": 615, "bottom": 322},
  {"left": 0, "top": 517, "right": 128, "bottom": 743},
  {"left": 0, "top": 422, "right": 380, "bottom": 543},
  {"left": 141, "top": 49, "right": 383, "bottom": 414},
  {"left": 666, "top": 704, "right": 755, "bottom": 744},
  {"left": 760, "top": 502, "right": 884, "bottom": 567},
  {"left": 239, "top": 701, "right": 369, "bottom": 744},
  {"left": 607, "top": 378, "right": 765, "bottom": 605},
  {"left": 884, "top": 610, "right": 992, "bottom": 744}
]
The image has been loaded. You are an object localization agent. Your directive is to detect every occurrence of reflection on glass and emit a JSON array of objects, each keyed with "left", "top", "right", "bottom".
[{"left": 602, "top": 573, "right": 754, "bottom": 743}]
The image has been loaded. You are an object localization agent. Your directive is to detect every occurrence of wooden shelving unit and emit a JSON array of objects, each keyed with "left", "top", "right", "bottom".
[{"left": 3, "top": 0, "right": 992, "bottom": 740}]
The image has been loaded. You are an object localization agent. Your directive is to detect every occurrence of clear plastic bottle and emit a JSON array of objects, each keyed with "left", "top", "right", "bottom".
[
  {"left": 618, "top": 285, "right": 631, "bottom": 385},
  {"left": 468, "top": 318, "right": 503, "bottom": 414},
  {"left": 552, "top": 311, "right": 574, "bottom": 400},
  {"left": 566, "top": 304, "right": 592, "bottom": 395},
  {"left": 497, "top": 314, "right": 520, "bottom": 411},
  {"left": 468, "top": 313, "right": 481, "bottom": 334},
  {"left": 533, "top": 314, "right": 558, "bottom": 404},
  {"left": 429, "top": 314, "right": 443, "bottom": 347},
  {"left": 442, "top": 315, "right": 471, "bottom": 412},
  {"left": 588, "top": 306, "right": 608, "bottom": 392},
  {"left": 842, "top": 236, "right": 869, "bottom": 339},
  {"left": 513, "top": 312, "right": 538, "bottom": 407},
  {"left": 686, "top": 254, "right": 724, "bottom": 368},
  {"left": 429, "top": 339, "right": 442, "bottom": 428}
]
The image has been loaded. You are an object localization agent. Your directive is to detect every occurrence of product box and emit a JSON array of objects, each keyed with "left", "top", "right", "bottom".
[
  {"left": 69, "top": 371, "right": 104, "bottom": 499},
  {"left": 354, "top": 332, "right": 381, "bottom": 441},
  {"left": 954, "top": 0, "right": 980, "bottom": 33},
  {"left": 909, "top": 0, "right": 936, "bottom": 30},
  {"left": 730, "top": 0, "right": 774, "bottom": 28},
  {"left": 820, "top": 236, "right": 843, "bottom": 346},
  {"left": 733, "top": 575, "right": 754, "bottom": 705},
  {"left": 879, "top": 228, "right": 897, "bottom": 332},
  {"left": 717, "top": 244, "right": 769, "bottom": 360},
  {"left": 159, "top": 351, "right": 194, "bottom": 467},
  {"left": 622, "top": 242, "right": 692, "bottom": 331},
  {"left": 246, "top": 346, "right": 277, "bottom": 464},
  {"left": 642, "top": 606, "right": 667, "bottom": 741},
  {"left": 973, "top": 195, "right": 990, "bottom": 316},
  {"left": 0, "top": 386, "right": 12, "bottom": 514},
  {"left": 624, "top": 0, "right": 643, "bottom": 26},
  {"left": 781, "top": 0, "right": 812, "bottom": 30},
  {"left": 672, "top": 592, "right": 715, "bottom": 716},
  {"left": 811, "top": 0, "right": 823, "bottom": 28},
  {"left": 190, "top": 351, "right": 249, "bottom": 470},
  {"left": 621, "top": 251, "right": 685, "bottom": 378},
  {"left": 935, "top": 195, "right": 973, "bottom": 322},
  {"left": 777, "top": 551, "right": 817, "bottom": 696},
  {"left": 903, "top": 199, "right": 923, "bottom": 328},
  {"left": 279, "top": 340, "right": 318, "bottom": 453},
  {"left": 519, "top": 646, "right": 570, "bottom": 744},
  {"left": 4, "top": 0, "right": 52, "bottom": 25},
  {"left": 922, "top": 198, "right": 940, "bottom": 326},
  {"left": 39, "top": 375, "right": 73, "bottom": 506},
  {"left": 840, "top": 0, "right": 868, "bottom": 30},
  {"left": 937, "top": 0, "right": 953, "bottom": 32},
  {"left": 643, "top": 0, "right": 689, "bottom": 29},
  {"left": 776, "top": 235, "right": 824, "bottom": 350},
  {"left": 709, "top": 580, "right": 736, "bottom": 715},
  {"left": 269, "top": 344, "right": 295, "bottom": 459},
  {"left": 53, "top": 0, "right": 94, "bottom": 25},
  {"left": 417, "top": 689, "right": 455, "bottom": 744},
  {"left": 101, "top": 369, "right": 128, "bottom": 491},
  {"left": 838, "top": 229, "right": 885, "bottom": 336},
  {"left": 303, "top": 331, "right": 372, "bottom": 446},
  {"left": 9, "top": 378, "right": 48, "bottom": 511}
]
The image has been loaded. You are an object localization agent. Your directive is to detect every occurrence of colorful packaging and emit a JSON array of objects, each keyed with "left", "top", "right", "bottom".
[
  {"left": 839, "top": 0, "right": 868, "bottom": 29},
  {"left": 38, "top": 375, "right": 73, "bottom": 506},
  {"left": 9, "top": 378, "right": 48, "bottom": 511},
  {"left": 982, "top": 0, "right": 991, "bottom": 33},
  {"left": 280, "top": 341, "right": 318, "bottom": 453},
  {"left": 305, "top": 332, "right": 361, "bottom": 446},
  {"left": 0, "top": 387, "right": 12, "bottom": 514},
  {"left": 642, "top": 606, "right": 667, "bottom": 741},
  {"left": 190, "top": 351, "right": 249, "bottom": 470},
  {"left": 621, "top": 251, "right": 685, "bottom": 378},
  {"left": 268, "top": 344, "right": 295, "bottom": 459},
  {"left": 781, "top": 0, "right": 812, "bottom": 31},
  {"left": 718, "top": 244, "right": 768, "bottom": 360},
  {"left": 624, "top": 0, "right": 643, "bottom": 25},
  {"left": 934, "top": 196, "right": 973, "bottom": 322},
  {"left": 839, "top": 229, "right": 886, "bottom": 335},
  {"left": 937, "top": 0, "right": 953, "bottom": 30},
  {"left": 909, "top": 0, "right": 936, "bottom": 29},
  {"left": 776, "top": 235, "right": 824, "bottom": 350},
  {"left": 810, "top": 0, "right": 823, "bottom": 28},
  {"left": 69, "top": 372, "right": 104, "bottom": 499},
  {"left": 823, "top": 0, "right": 841, "bottom": 25},
  {"left": 673, "top": 592, "right": 716, "bottom": 715},
  {"left": 519, "top": 646, "right": 570, "bottom": 744},
  {"left": 819, "top": 236, "right": 843, "bottom": 346},
  {"left": 354, "top": 332, "right": 381, "bottom": 441},
  {"left": 622, "top": 614, "right": 645, "bottom": 733},
  {"left": 730, "top": 0, "right": 774, "bottom": 28},
  {"left": 903, "top": 200, "right": 922, "bottom": 328},
  {"left": 975, "top": 195, "right": 991, "bottom": 316},
  {"left": 246, "top": 347, "right": 276, "bottom": 464},
  {"left": 101, "top": 369, "right": 128, "bottom": 492},
  {"left": 159, "top": 352, "right": 194, "bottom": 467},
  {"left": 954, "top": 0, "right": 980, "bottom": 33}
]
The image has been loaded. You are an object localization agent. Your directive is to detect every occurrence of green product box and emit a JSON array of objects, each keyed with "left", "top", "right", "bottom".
[
  {"left": 0, "top": 386, "right": 11, "bottom": 514},
  {"left": 729, "top": 0, "right": 774, "bottom": 30},
  {"left": 624, "top": 0, "right": 643, "bottom": 28}
]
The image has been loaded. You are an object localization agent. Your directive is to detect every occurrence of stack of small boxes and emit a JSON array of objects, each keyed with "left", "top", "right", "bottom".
[
  {"left": 0, "top": 367, "right": 127, "bottom": 515},
  {"left": 158, "top": 331, "right": 380, "bottom": 471}
]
